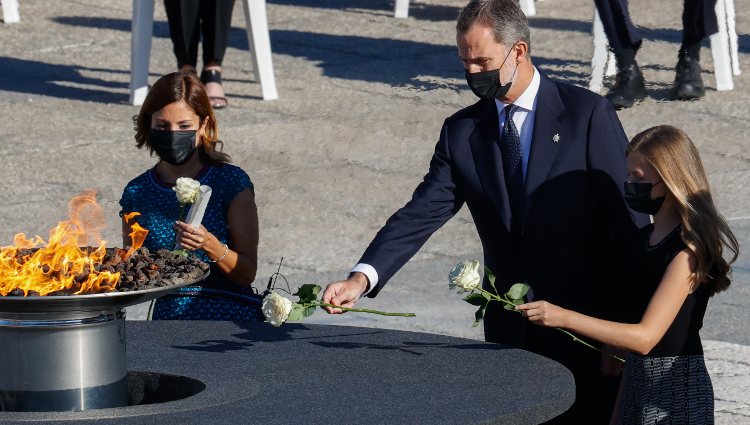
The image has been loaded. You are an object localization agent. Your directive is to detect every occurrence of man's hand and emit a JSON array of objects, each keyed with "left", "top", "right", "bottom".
[{"left": 322, "top": 272, "right": 370, "bottom": 314}]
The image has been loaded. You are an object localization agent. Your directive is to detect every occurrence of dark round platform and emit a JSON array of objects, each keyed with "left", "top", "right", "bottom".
[{"left": 0, "top": 321, "right": 575, "bottom": 424}]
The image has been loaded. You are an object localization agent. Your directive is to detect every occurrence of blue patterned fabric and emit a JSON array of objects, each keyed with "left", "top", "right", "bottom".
[
  {"left": 120, "top": 164, "right": 252, "bottom": 262},
  {"left": 150, "top": 286, "right": 264, "bottom": 321},
  {"left": 120, "top": 163, "right": 263, "bottom": 321}
]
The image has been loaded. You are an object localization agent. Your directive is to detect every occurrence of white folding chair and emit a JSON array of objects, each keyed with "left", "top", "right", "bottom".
[
  {"left": 710, "top": 0, "right": 741, "bottom": 90},
  {"left": 589, "top": 0, "right": 740, "bottom": 93},
  {"left": 589, "top": 8, "right": 617, "bottom": 93},
  {"left": 394, "top": 0, "right": 536, "bottom": 19},
  {"left": 1, "top": 0, "right": 20, "bottom": 24},
  {"left": 129, "top": 0, "right": 278, "bottom": 106},
  {"left": 394, "top": 0, "right": 409, "bottom": 19}
]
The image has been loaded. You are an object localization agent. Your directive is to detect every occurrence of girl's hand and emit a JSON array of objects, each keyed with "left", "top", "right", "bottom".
[{"left": 515, "top": 301, "right": 569, "bottom": 328}]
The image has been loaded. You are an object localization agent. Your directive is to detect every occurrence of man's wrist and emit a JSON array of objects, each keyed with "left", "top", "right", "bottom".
[
  {"left": 348, "top": 272, "right": 370, "bottom": 295},
  {"left": 350, "top": 264, "right": 378, "bottom": 296}
]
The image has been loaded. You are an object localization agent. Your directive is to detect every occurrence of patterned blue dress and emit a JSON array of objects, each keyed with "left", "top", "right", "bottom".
[{"left": 119, "top": 164, "right": 263, "bottom": 321}]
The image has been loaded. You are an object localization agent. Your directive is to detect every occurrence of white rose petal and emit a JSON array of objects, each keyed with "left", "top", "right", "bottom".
[
  {"left": 173, "top": 177, "right": 201, "bottom": 205},
  {"left": 448, "top": 260, "right": 481, "bottom": 293},
  {"left": 262, "top": 293, "right": 293, "bottom": 327}
]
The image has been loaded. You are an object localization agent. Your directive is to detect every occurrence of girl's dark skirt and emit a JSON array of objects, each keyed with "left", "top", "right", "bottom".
[{"left": 617, "top": 353, "right": 714, "bottom": 424}]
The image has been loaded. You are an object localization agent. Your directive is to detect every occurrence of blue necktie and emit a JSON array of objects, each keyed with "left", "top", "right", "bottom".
[{"left": 500, "top": 104, "right": 524, "bottom": 232}]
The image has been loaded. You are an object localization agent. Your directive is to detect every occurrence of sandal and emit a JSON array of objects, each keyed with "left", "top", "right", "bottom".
[{"left": 200, "top": 69, "right": 229, "bottom": 110}]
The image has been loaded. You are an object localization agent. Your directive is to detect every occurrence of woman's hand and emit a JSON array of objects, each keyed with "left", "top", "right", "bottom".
[
  {"left": 515, "top": 301, "right": 569, "bottom": 328},
  {"left": 173, "top": 221, "right": 215, "bottom": 251},
  {"left": 170, "top": 189, "right": 258, "bottom": 286}
]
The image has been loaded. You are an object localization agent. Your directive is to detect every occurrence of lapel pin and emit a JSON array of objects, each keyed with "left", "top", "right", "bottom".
[{"left": 552, "top": 133, "right": 560, "bottom": 143}]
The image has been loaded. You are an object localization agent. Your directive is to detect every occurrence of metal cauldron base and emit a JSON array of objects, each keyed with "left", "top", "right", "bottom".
[{"left": 0, "top": 272, "right": 209, "bottom": 412}]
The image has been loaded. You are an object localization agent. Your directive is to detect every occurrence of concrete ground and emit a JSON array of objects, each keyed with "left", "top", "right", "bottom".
[{"left": 0, "top": 0, "right": 748, "bottom": 422}]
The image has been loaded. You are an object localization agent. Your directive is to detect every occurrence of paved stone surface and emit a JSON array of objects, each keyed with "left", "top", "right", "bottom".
[{"left": 0, "top": 0, "right": 748, "bottom": 422}]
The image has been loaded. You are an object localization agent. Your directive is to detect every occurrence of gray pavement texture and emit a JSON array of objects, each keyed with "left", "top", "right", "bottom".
[{"left": 0, "top": 0, "right": 748, "bottom": 422}]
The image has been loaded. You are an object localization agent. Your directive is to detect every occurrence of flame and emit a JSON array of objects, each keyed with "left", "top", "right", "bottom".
[
  {"left": 123, "top": 212, "right": 148, "bottom": 259},
  {"left": 0, "top": 191, "right": 148, "bottom": 296}
]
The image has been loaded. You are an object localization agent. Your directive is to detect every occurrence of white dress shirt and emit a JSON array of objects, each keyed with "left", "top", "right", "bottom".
[{"left": 354, "top": 68, "right": 541, "bottom": 296}]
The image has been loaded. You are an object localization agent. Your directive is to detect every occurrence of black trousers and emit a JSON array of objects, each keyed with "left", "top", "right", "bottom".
[
  {"left": 164, "top": 0, "right": 236, "bottom": 69},
  {"left": 594, "top": 0, "right": 718, "bottom": 55}
]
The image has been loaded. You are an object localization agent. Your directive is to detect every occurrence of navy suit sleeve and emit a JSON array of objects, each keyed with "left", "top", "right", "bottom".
[
  {"left": 586, "top": 97, "right": 649, "bottom": 316},
  {"left": 359, "top": 122, "right": 466, "bottom": 297},
  {"left": 586, "top": 97, "right": 649, "bottom": 233}
]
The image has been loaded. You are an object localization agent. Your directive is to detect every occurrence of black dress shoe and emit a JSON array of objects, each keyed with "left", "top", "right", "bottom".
[
  {"left": 670, "top": 50, "right": 705, "bottom": 101},
  {"left": 605, "top": 62, "right": 647, "bottom": 110}
]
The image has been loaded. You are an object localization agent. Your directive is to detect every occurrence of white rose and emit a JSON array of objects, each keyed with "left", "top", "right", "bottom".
[
  {"left": 262, "top": 293, "right": 293, "bottom": 327},
  {"left": 448, "top": 260, "right": 481, "bottom": 293},
  {"left": 173, "top": 177, "right": 201, "bottom": 205}
]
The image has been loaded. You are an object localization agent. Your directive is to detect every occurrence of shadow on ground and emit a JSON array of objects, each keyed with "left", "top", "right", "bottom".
[{"left": 9, "top": 14, "right": 691, "bottom": 102}]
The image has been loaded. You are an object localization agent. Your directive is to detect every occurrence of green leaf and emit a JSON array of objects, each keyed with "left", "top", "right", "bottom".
[
  {"left": 503, "top": 302, "right": 517, "bottom": 311},
  {"left": 506, "top": 283, "right": 530, "bottom": 301},
  {"left": 463, "top": 293, "right": 489, "bottom": 307},
  {"left": 485, "top": 266, "right": 497, "bottom": 293},
  {"left": 286, "top": 304, "right": 306, "bottom": 322},
  {"left": 294, "top": 284, "right": 322, "bottom": 303},
  {"left": 473, "top": 303, "right": 488, "bottom": 327},
  {"left": 302, "top": 305, "right": 317, "bottom": 318},
  {"left": 171, "top": 249, "right": 189, "bottom": 257}
]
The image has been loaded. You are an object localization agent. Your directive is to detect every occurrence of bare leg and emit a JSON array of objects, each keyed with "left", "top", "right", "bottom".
[
  {"left": 202, "top": 61, "right": 228, "bottom": 109},
  {"left": 180, "top": 64, "right": 197, "bottom": 74}
]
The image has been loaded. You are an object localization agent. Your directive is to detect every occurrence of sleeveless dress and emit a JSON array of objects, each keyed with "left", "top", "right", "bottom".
[
  {"left": 119, "top": 164, "right": 264, "bottom": 321},
  {"left": 615, "top": 224, "right": 714, "bottom": 424}
]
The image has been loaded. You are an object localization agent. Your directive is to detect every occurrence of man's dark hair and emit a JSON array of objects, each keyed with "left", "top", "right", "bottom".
[{"left": 456, "top": 0, "right": 531, "bottom": 54}]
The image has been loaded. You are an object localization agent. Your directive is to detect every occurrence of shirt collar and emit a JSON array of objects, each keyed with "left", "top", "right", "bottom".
[{"left": 495, "top": 66, "right": 540, "bottom": 113}]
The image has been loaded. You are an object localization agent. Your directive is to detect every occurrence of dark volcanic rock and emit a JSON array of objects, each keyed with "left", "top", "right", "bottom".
[{"left": 3, "top": 247, "right": 209, "bottom": 296}]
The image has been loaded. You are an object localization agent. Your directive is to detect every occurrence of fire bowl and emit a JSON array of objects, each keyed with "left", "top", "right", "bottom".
[
  {"left": 0, "top": 271, "right": 209, "bottom": 412},
  {"left": 0, "top": 275, "right": 207, "bottom": 319}
]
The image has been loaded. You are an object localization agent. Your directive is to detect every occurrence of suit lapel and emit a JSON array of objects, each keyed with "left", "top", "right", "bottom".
[
  {"left": 525, "top": 74, "right": 565, "bottom": 225},
  {"left": 470, "top": 100, "right": 512, "bottom": 232}
]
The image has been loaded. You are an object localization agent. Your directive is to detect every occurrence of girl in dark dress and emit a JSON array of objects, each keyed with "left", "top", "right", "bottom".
[{"left": 517, "top": 125, "right": 739, "bottom": 424}]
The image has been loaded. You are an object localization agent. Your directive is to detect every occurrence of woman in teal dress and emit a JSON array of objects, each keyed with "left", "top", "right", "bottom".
[{"left": 120, "top": 71, "right": 262, "bottom": 321}]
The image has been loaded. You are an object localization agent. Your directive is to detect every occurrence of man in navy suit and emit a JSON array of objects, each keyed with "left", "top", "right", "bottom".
[{"left": 323, "top": 0, "right": 645, "bottom": 422}]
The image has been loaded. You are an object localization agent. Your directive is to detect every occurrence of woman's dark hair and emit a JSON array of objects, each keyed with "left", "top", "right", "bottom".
[{"left": 132, "top": 71, "right": 230, "bottom": 165}]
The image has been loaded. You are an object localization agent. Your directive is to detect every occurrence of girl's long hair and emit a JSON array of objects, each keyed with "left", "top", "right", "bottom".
[
  {"left": 132, "top": 71, "right": 230, "bottom": 165},
  {"left": 628, "top": 125, "right": 739, "bottom": 295}
]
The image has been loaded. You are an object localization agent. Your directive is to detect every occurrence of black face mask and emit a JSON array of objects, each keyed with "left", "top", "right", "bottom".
[
  {"left": 149, "top": 129, "right": 197, "bottom": 166},
  {"left": 464, "top": 45, "right": 517, "bottom": 101},
  {"left": 624, "top": 180, "right": 666, "bottom": 215}
]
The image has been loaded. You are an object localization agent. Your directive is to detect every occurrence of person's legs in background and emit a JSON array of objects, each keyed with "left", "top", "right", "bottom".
[
  {"left": 671, "top": 0, "right": 718, "bottom": 100},
  {"left": 164, "top": 0, "right": 201, "bottom": 73},
  {"left": 199, "top": 0, "right": 236, "bottom": 109},
  {"left": 594, "top": 0, "right": 646, "bottom": 109}
]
